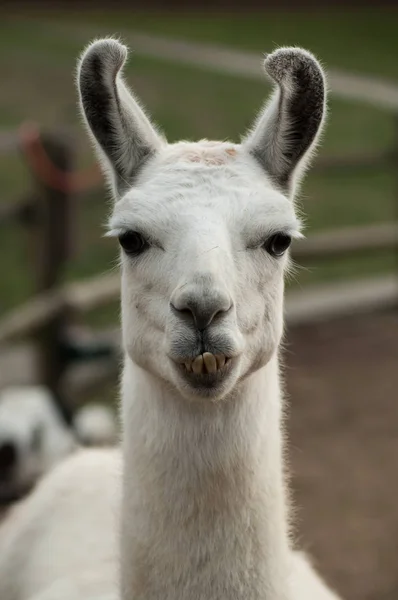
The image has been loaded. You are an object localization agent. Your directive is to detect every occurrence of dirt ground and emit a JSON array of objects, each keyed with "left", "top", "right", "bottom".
[{"left": 286, "top": 309, "right": 398, "bottom": 600}]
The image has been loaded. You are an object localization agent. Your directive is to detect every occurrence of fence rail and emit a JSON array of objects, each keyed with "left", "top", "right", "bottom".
[
  {"left": 1, "top": 266, "right": 398, "bottom": 349},
  {"left": 293, "top": 223, "right": 398, "bottom": 261},
  {"left": 1, "top": 220, "right": 398, "bottom": 347}
]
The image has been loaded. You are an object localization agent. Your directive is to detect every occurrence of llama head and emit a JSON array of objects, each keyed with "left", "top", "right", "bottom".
[
  {"left": 77, "top": 39, "right": 326, "bottom": 401},
  {"left": 0, "top": 387, "right": 76, "bottom": 504}
]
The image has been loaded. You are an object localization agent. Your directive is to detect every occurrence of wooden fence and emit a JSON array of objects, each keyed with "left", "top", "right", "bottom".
[{"left": 0, "top": 123, "right": 397, "bottom": 411}]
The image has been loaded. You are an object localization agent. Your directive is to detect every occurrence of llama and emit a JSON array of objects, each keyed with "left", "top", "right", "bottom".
[
  {"left": 0, "top": 386, "right": 117, "bottom": 505},
  {"left": 0, "top": 39, "right": 342, "bottom": 600},
  {"left": 0, "top": 386, "right": 76, "bottom": 505}
]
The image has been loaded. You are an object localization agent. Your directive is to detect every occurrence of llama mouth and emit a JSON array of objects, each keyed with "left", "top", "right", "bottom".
[
  {"left": 183, "top": 352, "right": 231, "bottom": 375},
  {"left": 170, "top": 350, "right": 238, "bottom": 392}
]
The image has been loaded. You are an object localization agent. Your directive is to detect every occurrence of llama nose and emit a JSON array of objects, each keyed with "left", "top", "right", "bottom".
[
  {"left": 171, "top": 286, "right": 232, "bottom": 331},
  {"left": 0, "top": 440, "right": 17, "bottom": 479}
]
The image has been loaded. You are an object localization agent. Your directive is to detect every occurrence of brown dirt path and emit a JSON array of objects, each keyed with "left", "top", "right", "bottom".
[{"left": 286, "top": 309, "right": 398, "bottom": 600}]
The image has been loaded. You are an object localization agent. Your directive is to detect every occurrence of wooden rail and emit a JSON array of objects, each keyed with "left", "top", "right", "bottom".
[
  {"left": 1, "top": 219, "right": 397, "bottom": 348},
  {"left": 292, "top": 223, "right": 398, "bottom": 261}
]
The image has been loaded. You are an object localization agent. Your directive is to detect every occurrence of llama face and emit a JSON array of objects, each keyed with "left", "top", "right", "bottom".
[
  {"left": 109, "top": 142, "right": 301, "bottom": 400},
  {"left": 78, "top": 39, "right": 326, "bottom": 400},
  {"left": 0, "top": 387, "right": 75, "bottom": 503}
]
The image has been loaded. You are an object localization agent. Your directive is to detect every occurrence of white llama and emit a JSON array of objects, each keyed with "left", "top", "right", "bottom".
[
  {"left": 0, "top": 39, "right": 343, "bottom": 600},
  {"left": 0, "top": 386, "right": 118, "bottom": 505},
  {"left": 0, "top": 386, "right": 76, "bottom": 504}
]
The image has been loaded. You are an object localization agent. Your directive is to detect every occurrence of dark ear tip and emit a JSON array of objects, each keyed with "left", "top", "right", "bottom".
[
  {"left": 78, "top": 38, "right": 128, "bottom": 81},
  {"left": 264, "top": 47, "right": 325, "bottom": 87}
]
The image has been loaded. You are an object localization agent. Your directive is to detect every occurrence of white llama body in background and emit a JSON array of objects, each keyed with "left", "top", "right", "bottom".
[{"left": 0, "top": 39, "right": 342, "bottom": 600}]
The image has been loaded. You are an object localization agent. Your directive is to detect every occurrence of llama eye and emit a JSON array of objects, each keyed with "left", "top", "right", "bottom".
[
  {"left": 118, "top": 231, "right": 148, "bottom": 256},
  {"left": 264, "top": 233, "right": 292, "bottom": 257}
]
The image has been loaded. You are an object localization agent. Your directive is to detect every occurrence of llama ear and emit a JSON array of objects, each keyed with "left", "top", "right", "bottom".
[
  {"left": 77, "top": 38, "right": 165, "bottom": 196},
  {"left": 243, "top": 47, "right": 327, "bottom": 197}
]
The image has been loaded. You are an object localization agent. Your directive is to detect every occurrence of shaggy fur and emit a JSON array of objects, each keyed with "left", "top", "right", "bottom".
[{"left": 0, "top": 39, "right": 342, "bottom": 600}]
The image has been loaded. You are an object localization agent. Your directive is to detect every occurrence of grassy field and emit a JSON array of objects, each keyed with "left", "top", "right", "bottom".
[
  {"left": 0, "top": 10, "right": 397, "bottom": 317},
  {"left": 79, "top": 9, "right": 398, "bottom": 81}
]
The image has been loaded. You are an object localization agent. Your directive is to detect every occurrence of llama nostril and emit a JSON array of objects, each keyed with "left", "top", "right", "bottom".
[
  {"left": 0, "top": 440, "right": 17, "bottom": 477},
  {"left": 170, "top": 302, "right": 196, "bottom": 325},
  {"left": 170, "top": 294, "right": 232, "bottom": 331}
]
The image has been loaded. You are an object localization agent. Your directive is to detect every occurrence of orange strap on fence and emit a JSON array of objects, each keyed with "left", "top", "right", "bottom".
[{"left": 18, "top": 122, "right": 103, "bottom": 194}]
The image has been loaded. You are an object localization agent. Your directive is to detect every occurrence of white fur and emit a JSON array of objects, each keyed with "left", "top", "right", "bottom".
[
  {"left": 0, "top": 450, "right": 120, "bottom": 600},
  {"left": 0, "top": 386, "right": 76, "bottom": 503},
  {"left": 0, "top": 386, "right": 118, "bottom": 504},
  {"left": 73, "top": 404, "right": 118, "bottom": 447},
  {"left": 0, "top": 40, "right": 342, "bottom": 600}
]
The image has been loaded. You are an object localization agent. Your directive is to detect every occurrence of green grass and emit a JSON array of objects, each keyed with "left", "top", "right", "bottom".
[
  {"left": 0, "top": 12, "right": 396, "bottom": 321},
  {"left": 49, "top": 8, "right": 398, "bottom": 82}
]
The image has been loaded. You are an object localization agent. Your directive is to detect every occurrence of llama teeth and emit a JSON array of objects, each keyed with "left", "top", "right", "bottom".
[
  {"left": 203, "top": 352, "right": 217, "bottom": 374},
  {"left": 192, "top": 355, "right": 204, "bottom": 375},
  {"left": 215, "top": 354, "right": 226, "bottom": 369},
  {"left": 189, "top": 353, "right": 227, "bottom": 375}
]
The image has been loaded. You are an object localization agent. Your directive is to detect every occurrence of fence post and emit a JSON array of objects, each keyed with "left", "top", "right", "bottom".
[
  {"left": 24, "top": 130, "right": 75, "bottom": 424},
  {"left": 393, "top": 115, "right": 398, "bottom": 278}
]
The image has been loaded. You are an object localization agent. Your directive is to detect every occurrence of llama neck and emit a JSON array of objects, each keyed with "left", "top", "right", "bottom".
[{"left": 120, "top": 356, "right": 293, "bottom": 600}]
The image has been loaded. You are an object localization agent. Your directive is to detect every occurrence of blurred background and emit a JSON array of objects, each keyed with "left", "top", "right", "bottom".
[{"left": 0, "top": 2, "right": 397, "bottom": 599}]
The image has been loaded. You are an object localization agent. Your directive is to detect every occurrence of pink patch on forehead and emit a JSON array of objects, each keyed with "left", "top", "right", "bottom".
[{"left": 181, "top": 144, "right": 238, "bottom": 166}]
